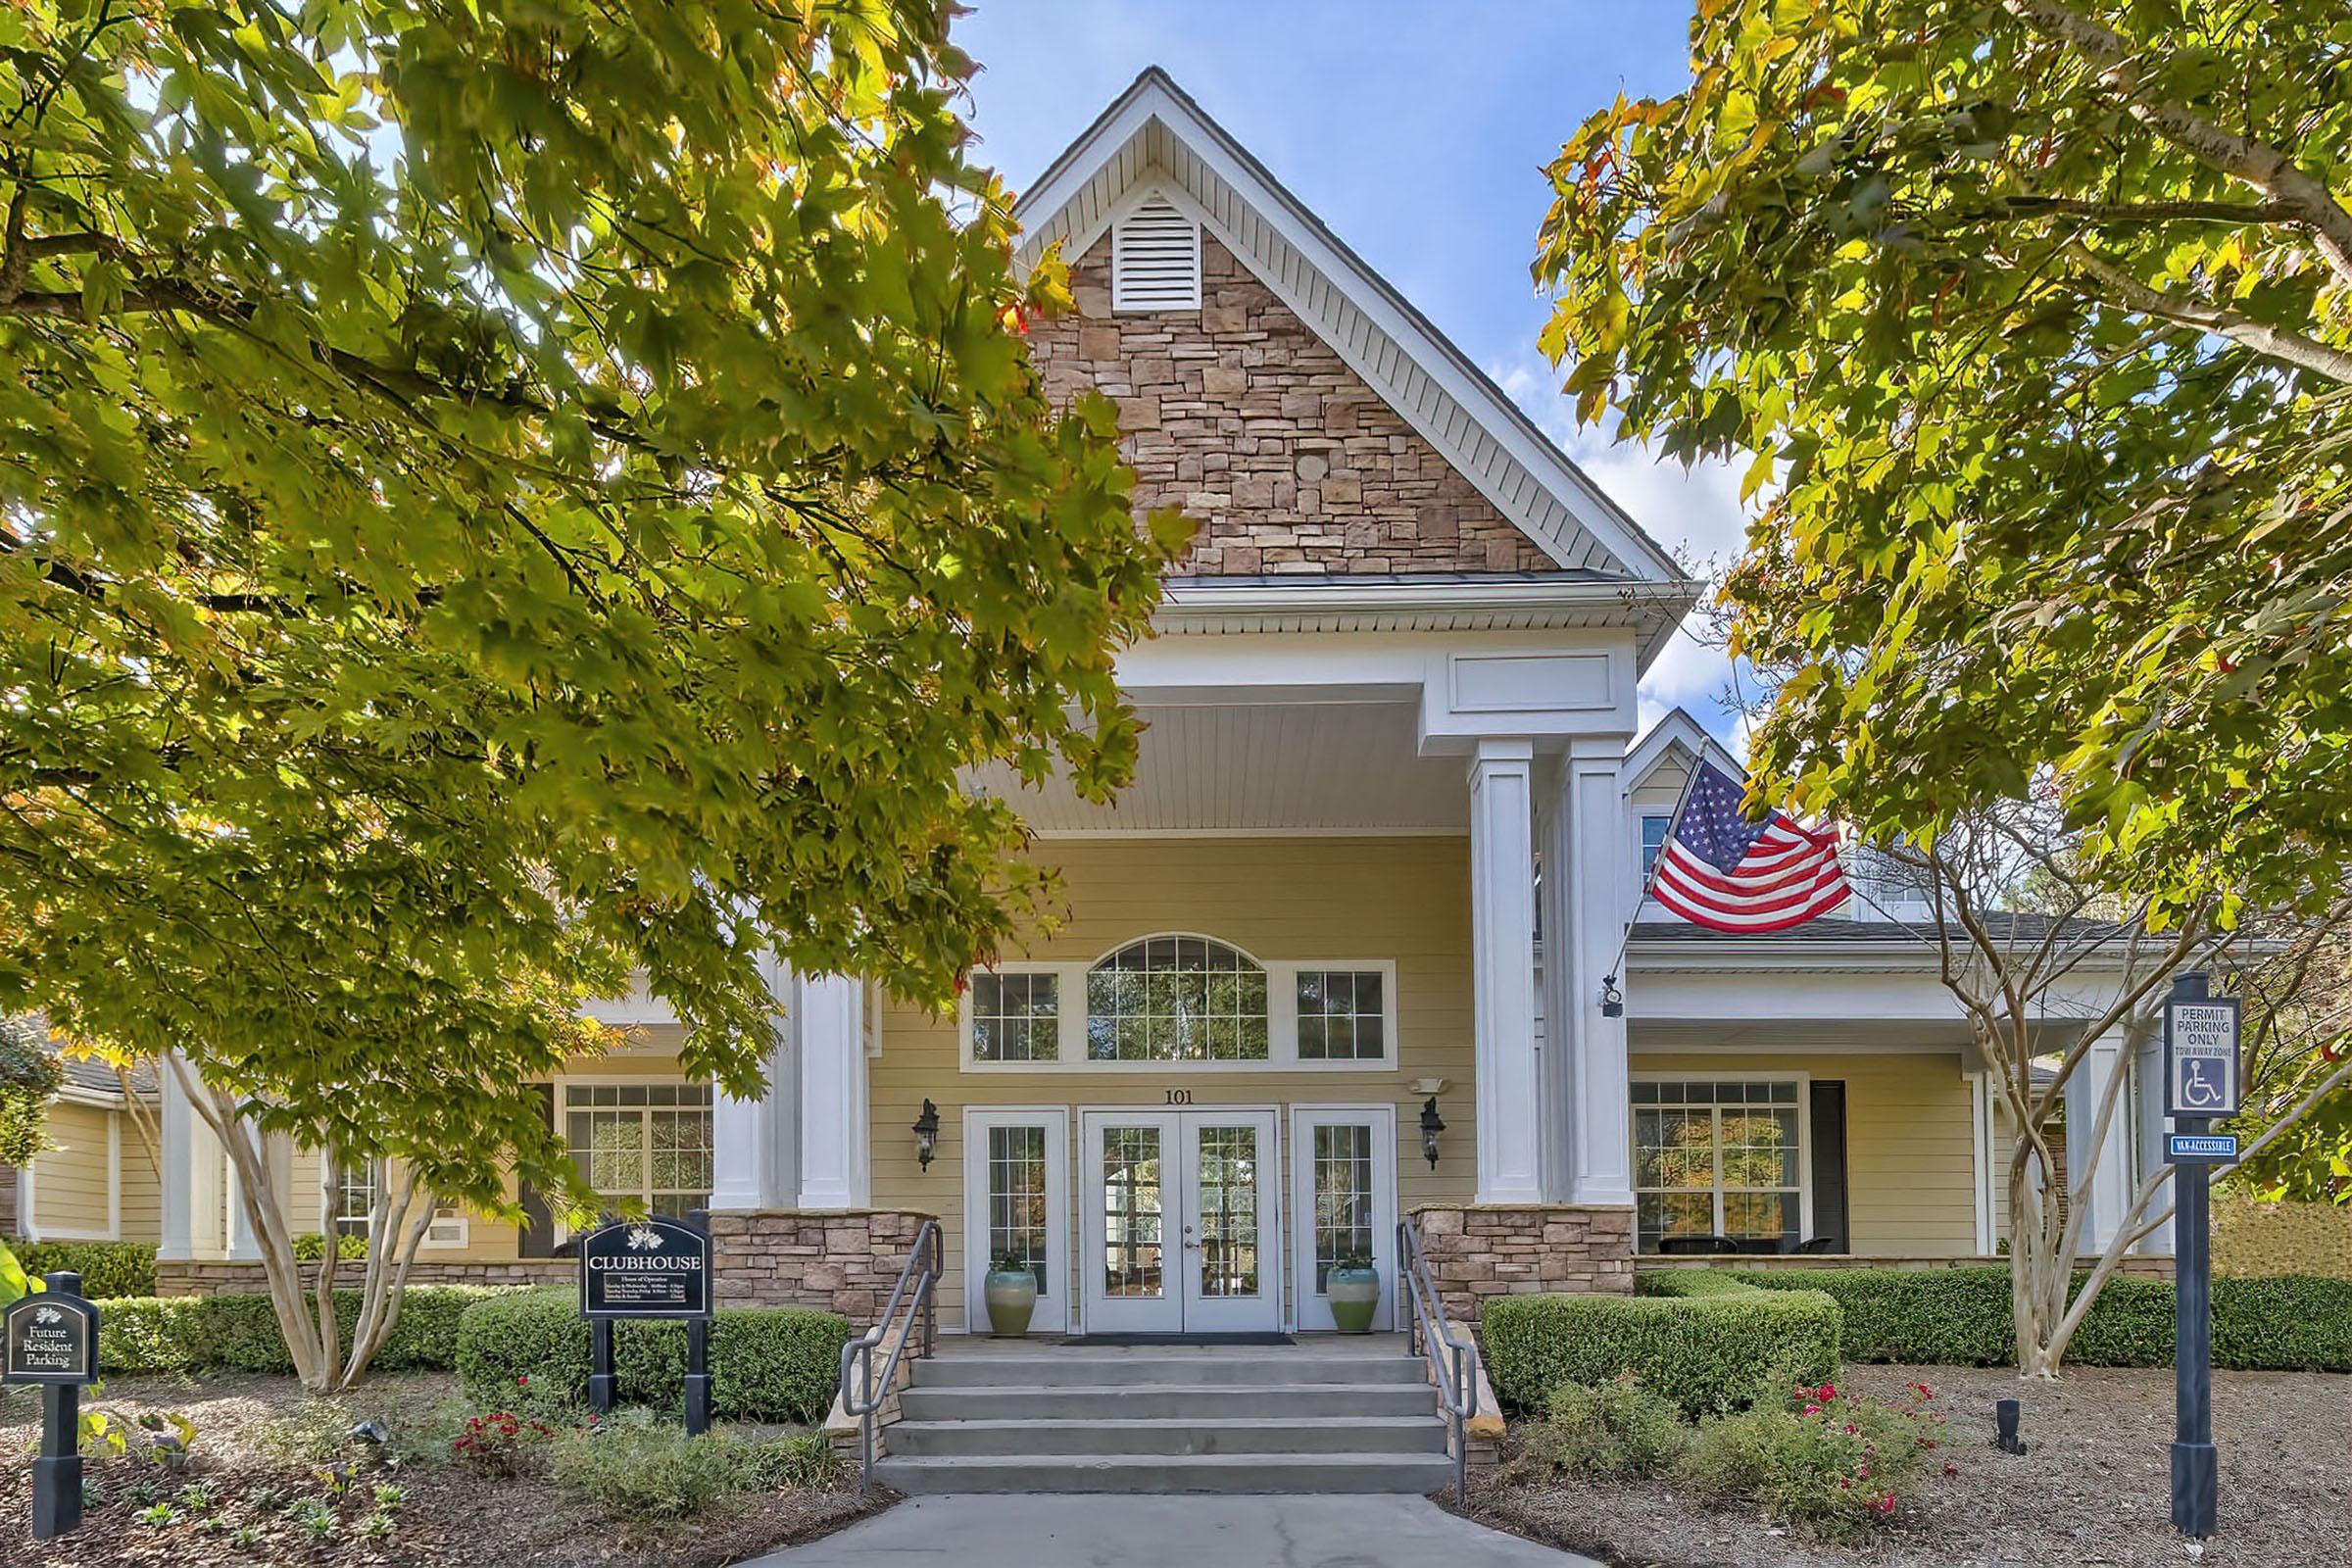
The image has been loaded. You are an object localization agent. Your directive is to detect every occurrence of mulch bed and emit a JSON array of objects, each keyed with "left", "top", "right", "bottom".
[
  {"left": 0, "top": 1371, "right": 885, "bottom": 1566},
  {"left": 1459, "top": 1362, "right": 2351, "bottom": 1568}
]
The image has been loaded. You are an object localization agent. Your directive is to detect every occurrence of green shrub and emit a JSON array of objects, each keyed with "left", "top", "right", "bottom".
[
  {"left": 1484, "top": 1281, "right": 1839, "bottom": 1417},
  {"left": 547, "top": 1413, "right": 744, "bottom": 1521},
  {"left": 291, "top": 1232, "right": 369, "bottom": 1263},
  {"left": 92, "top": 1287, "right": 506, "bottom": 1376},
  {"left": 5, "top": 1239, "right": 157, "bottom": 1298},
  {"left": 456, "top": 1286, "right": 850, "bottom": 1424},
  {"left": 1508, "top": 1373, "right": 1689, "bottom": 1479},
  {"left": 1725, "top": 1267, "right": 2352, "bottom": 1371},
  {"left": 1679, "top": 1379, "right": 1947, "bottom": 1541},
  {"left": 733, "top": 1430, "right": 841, "bottom": 1490}
]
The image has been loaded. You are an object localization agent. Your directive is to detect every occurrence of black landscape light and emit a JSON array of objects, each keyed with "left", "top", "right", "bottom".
[
  {"left": 1419, "top": 1096, "right": 1446, "bottom": 1170},
  {"left": 912, "top": 1099, "right": 941, "bottom": 1171},
  {"left": 1994, "top": 1397, "right": 2026, "bottom": 1455}
]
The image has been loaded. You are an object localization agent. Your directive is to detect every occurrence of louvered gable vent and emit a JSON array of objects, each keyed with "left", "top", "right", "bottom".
[{"left": 1111, "top": 194, "right": 1200, "bottom": 312}]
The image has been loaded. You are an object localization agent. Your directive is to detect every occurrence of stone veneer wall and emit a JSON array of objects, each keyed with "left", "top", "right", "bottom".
[
  {"left": 708, "top": 1209, "right": 934, "bottom": 1324},
  {"left": 1412, "top": 1203, "right": 1637, "bottom": 1326},
  {"left": 156, "top": 1258, "right": 572, "bottom": 1297},
  {"left": 1027, "top": 235, "right": 1558, "bottom": 576}
]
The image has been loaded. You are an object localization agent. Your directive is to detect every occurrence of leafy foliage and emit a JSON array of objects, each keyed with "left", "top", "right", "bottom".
[
  {"left": 1679, "top": 1379, "right": 1947, "bottom": 1540},
  {"left": 1506, "top": 1373, "right": 1690, "bottom": 1480},
  {"left": 1483, "top": 1276, "right": 1840, "bottom": 1416},
  {"left": 0, "top": 0, "right": 1181, "bottom": 1239},
  {"left": 0, "top": 1016, "right": 61, "bottom": 1163},
  {"left": 455, "top": 1283, "right": 849, "bottom": 1423},
  {"left": 92, "top": 1285, "right": 500, "bottom": 1374},
  {"left": 3, "top": 1237, "right": 156, "bottom": 1298},
  {"left": 1729, "top": 1266, "right": 2352, "bottom": 1370},
  {"left": 1538, "top": 1, "right": 2352, "bottom": 923}
]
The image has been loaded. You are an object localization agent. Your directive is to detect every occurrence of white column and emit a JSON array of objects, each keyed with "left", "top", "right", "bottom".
[
  {"left": 1563, "top": 738, "right": 1637, "bottom": 1207},
  {"left": 2066, "top": 1028, "right": 2134, "bottom": 1253},
  {"left": 2132, "top": 1027, "right": 2173, "bottom": 1256},
  {"left": 223, "top": 1122, "right": 266, "bottom": 1261},
  {"left": 1535, "top": 766, "right": 1577, "bottom": 1201},
  {"left": 1469, "top": 739, "right": 1544, "bottom": 1204},
  {"left": 711, "top": 954, "right": 800, "bottom": 1211},
  {"left": 795, "top": 972, "right": 870, "bottom": 1210}
]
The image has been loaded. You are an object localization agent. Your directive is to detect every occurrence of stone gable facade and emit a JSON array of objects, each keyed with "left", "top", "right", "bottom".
[{"left": 1027, "top": 234, "right": 1558, "bottom": 575}]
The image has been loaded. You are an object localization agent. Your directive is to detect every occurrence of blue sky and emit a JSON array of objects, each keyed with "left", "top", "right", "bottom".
[{"left": 956, "top": 1, "right": 1753, "bottom": 748}]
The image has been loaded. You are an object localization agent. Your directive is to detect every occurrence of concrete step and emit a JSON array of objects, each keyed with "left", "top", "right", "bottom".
[
  {"left": 886, "top": 1415, "right": 1449, "bottom": 1458},
  {"left": 896, "top": 1382, "right": 1440, "bottom": 1423},
  {"left": 869, "top": 1451, "right": 1457, "bottom": 1495},
  {"left": 912, "top": 1352, "right": 1429, "bottom": 1388}
]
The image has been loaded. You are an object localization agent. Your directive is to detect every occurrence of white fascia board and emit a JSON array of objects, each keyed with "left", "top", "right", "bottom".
[
  {"left": 1155, "top": 576, "right": 1695, "bottom": 628},
  {"left": 1623, "top": 707, "right": 1743, "bottom": 794},
  {"left": 1012, "top": 70, "right": 1690, "bottom": 595}
]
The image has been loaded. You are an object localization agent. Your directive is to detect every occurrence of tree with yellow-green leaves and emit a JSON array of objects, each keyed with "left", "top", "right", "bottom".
[
  {"left": 0, "top": 0, "right": 1183, "bottom": 1390},
  {"left": 1538, "top": 0, "right": 2352, "bottom": 1370}
]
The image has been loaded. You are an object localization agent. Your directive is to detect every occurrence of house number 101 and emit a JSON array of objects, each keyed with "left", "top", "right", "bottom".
[{"left": 1163, "top": 1089, "right": 1193, "bottom": 1105}]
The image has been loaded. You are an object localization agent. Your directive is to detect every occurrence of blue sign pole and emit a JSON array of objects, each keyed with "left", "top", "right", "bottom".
[{"left": 2167, "top": 974, "right": 2218, "bottom": 1539}]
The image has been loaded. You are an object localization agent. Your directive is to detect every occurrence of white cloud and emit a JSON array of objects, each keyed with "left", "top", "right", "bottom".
[{"left": 1494, "top": 355, "right": 1757, "bottom": 758}]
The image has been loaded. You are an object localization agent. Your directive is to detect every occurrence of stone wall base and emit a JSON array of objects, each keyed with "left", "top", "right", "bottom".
[
  {"left": 1411, "top": 1203, "right": 1636, "bottom": 1327},
  {"left": 708, "top": 1209, "right": 935, "bottom": 1326},
  {"left": 155, "top": 1258, "right": 572, "bottom": 1297}
]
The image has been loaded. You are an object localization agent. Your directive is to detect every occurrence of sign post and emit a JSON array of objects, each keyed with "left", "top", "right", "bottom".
[
  {"left": 4, "top": 1270, "right": 101, "bottom": 1542},
  {"left": 2163, "top": 973, "right": 2240, "bottom": 1541},
  {"left": 577, "top": 1211, "right": 715, "bottom": 1431}
]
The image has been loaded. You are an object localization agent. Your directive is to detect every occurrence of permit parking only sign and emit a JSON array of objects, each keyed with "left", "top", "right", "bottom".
[{"left": 2165, "top": 994, "right": 2241, "bottom": 1118}]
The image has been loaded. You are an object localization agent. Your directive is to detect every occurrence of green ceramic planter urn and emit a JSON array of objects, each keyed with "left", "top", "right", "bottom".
[
  {"left": 984, "top": 1256, "right": 1040, "bottom": 1338},
  {"left": 1326, "top": 1258, "right": 1381, "bottom": 1335}
]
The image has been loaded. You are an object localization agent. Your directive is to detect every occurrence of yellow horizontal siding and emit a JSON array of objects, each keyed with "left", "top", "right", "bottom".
[
  {"left": 1631, "top": 1050, "right": 1980, "bottom": 1256},
  {"left": 871, "top": 836, "right": 1480, "bottom": 1329},
  {"left": 29, "top": 1102, "right": 116, "bottom": 1239}
]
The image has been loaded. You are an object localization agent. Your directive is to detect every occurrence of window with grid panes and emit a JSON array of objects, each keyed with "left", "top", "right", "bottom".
[
  {"left": 1085, "top": 936, "right": 1268, "bottom": 1061},
  {"left": 970, "top": 971, "right": 1058, "bottom": 1062},
  {"left": 1295, "top": 969, "right": 1386, "bottom": 1060},
  {"left": 1631, "top": 1080, "right": 1802, "bottom": 1252},
  {"left": 564, "top": 1083, "right": 713, "bottom": 1217}
]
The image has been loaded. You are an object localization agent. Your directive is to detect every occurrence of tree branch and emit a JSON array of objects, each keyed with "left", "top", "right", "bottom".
[
  {"left": 2001, "top": 0, "right": 2352, "bottom": 287},
  {"left": 2001, "top": 195, "right": 2306, "bottom": 226},
  {"left": 2057, "top": 241, "right": 2352, "bottom": 385}
]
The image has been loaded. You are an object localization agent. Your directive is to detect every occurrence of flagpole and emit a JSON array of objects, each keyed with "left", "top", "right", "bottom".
[{"left": 1598, "top": 754, "right": 1706, "bottom": 1013}]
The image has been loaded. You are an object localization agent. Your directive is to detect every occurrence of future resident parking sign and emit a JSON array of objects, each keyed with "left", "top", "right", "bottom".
[{"left": 2164, "top": 992, "right": 2241, "bottom": 1119}]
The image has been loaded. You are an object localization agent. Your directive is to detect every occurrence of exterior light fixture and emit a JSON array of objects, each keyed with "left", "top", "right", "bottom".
[
  {"left": 1599, "top": 974, "right": 1624, "bottom": 1018},
  {"left": 1994, "top": 1397, "right": 2026, "bottom": 1455},
  {"left": 1419, "top": 1096, "right": 1446, "bottom": 1170},
  {"left": 912, "top": 1099, "right": 941, "bottom": 1171}
]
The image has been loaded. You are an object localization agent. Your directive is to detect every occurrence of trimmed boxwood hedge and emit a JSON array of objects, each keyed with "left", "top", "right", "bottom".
[
  {"left": 4, "top": 1238, "right": 156, "bottom": 1298},
  {"left": 1725, "top": 1267, "right": 2352, "bottom": 1372},
  {"left": 1483, "top": 1275, "right": 1840, "bottom": 1417},
  {"left": 456, "top": 1285, "right": 850, "bottom": 1424},
  {"left": 93, "top": 1286, "right": 504, "bottom": 1375}
]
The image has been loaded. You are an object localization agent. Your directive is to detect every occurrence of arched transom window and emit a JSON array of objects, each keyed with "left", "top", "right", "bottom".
[{"left": 1086, "top": 935, "right": 1269, "bottom": 1062}]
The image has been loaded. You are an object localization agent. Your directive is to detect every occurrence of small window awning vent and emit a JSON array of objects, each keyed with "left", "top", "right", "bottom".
[{"left": 1112, "top": 194, "right": 1201, "bottom": 312}]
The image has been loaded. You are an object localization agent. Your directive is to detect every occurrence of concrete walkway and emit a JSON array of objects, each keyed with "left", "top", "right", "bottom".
[{"left": 747, "top": 1494, "right": 1599, "bottom": 1567}]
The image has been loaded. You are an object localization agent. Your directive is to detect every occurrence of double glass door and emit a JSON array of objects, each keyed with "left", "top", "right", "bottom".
[{"left": 1081, "top": 1108, "right": 1278, "bottom": 1333}]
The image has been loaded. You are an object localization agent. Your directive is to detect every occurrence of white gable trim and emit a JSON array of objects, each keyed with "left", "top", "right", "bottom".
[
  {"left": 1014, "top": 71, "right": 1695, "bottom": 612},
  {"left": 1624, "top": 707, "right": 1742, "bottom": 796}
]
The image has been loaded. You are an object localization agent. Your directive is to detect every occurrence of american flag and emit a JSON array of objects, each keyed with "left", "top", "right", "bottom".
[{"left": 1649, "top": 760, "right": 1851, "bottom": 933}]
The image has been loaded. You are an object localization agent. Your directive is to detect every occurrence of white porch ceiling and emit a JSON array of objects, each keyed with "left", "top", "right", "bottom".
[{"left": 971, "top": 701, "right": 1469, "bottom": 834}]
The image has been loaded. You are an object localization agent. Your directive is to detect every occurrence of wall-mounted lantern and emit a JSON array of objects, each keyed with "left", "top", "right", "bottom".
[
  {"left": 1599, "top": 973, "right": 1624, "bottom": 1018},
  {"left": 1419, "top": 1096, "right": 1446, "bottom": 1170},
  {"left": 912, "top": 1099, "right": 941, "bottom": 1171}
]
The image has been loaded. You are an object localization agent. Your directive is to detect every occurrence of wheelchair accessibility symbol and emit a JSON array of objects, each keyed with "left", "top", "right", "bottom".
[{"left": 2177, "top": 1060, "right": 2227, "bottom": 1109}]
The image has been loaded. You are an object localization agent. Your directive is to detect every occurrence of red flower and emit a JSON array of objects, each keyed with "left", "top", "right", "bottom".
[
  {"left": 1875, "top": 1494, "right": 1895, "bottom": 1515},
  {"left": 1942, "top": 1460, "right": 1960, "bottom": 1477}
]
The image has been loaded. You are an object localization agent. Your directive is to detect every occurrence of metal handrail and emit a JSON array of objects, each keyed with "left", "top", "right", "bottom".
[
  {"left": 1397, "top": 1215, "right": 1478, "bottom": 1500},
  {"left": 835, "top": 1217, "right": 942, "bottom": 1491}
]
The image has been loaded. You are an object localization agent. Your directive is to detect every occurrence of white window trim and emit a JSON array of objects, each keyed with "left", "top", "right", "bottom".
[
  {"left": 961, "top": 1106, "right": 1070, "bottom": 1335},
  {"left": 958, "top": 947, "right": 1399, "bottom": 1074},
  {"left": 1629, "top": 1071, "right": 1814, "bottom": 1252}
]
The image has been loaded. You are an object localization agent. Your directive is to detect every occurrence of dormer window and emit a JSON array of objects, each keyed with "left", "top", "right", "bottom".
[{"left": 1111, "top": 194, "right": 1201, "bottom": 312}]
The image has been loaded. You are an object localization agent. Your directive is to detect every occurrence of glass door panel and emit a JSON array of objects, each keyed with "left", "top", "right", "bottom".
[
  {"left": 962, "top": 1109, "right": 1068, "bottom": 1334},
  {"left": 1080, "top": 1112, "right": 1183, "bottom": 1333},
  {"left": 1178, "top": 1110, "right": 1279, "bottom": 1333}
]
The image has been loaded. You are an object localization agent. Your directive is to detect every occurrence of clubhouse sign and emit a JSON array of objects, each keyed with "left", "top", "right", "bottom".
[{"left": 578, "top": 1216, "right": 713, "bottom": 1319}]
